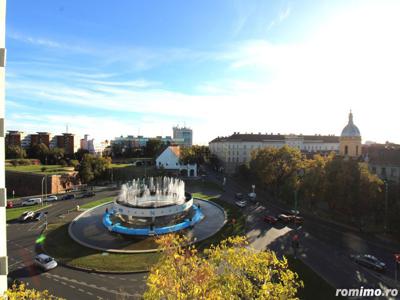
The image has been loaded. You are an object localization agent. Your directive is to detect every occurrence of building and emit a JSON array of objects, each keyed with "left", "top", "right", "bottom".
[
  {"left": 81, "top": 134, "right": 110, "bottom": 156},
  {"left": 0, "top": 0, "right": 7, "bottom": 293},
  {"left": 339, "top": 111, "right": 362, "bottom": 158},
  {"left": 30, "top": 131, "right": 52, "bottom": 148},
  {"left": 364, "top": 143, "right": 400, "bottom": 183},
  {"left": 209, "top": 132, "right": 340, "bottom": 174},
  {"left": 156, "top": 146, "right": 197, "bottom": 177},
  {"left": 5, "top": 130, "right": 26, "bottom": 147},
  {"left": 50, "top": 133, "right": 80, "bottom": 155},
  {"left": 173, "top": 126, "right": 193, "bottom": 147}
]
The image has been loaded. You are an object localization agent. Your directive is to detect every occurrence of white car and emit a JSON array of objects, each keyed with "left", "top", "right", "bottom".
[
  {"left": 44, "top": 195, "right": 58, "bottom": 202},
  {"left": 235, "top": 200, "right": 247, "bottom": 208},
  {"left": 34, "top": 254, "right": 57, "bottom": 271},
  {"left": 21, "top": 198, "right": 42, "bottom": 206},
  {"left": 19, "top": 211, "right": 34, "bottom": 222}
]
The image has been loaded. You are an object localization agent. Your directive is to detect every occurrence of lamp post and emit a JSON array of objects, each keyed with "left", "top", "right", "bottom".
[
  {"left": 384, "top": 180, "right": 389, "bottom": 233},
  {"left": 294, "top": 169, "right": 304, "bottom": 214},
  {"left": 41, "top": 176, "right": 46, "bottom": 206}
]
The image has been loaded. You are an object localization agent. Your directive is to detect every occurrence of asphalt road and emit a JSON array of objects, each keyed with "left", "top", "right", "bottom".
[
  {"left": 7, "top": 189, "right": 147, "bottom": 300},
  {"left": 211, "top": 171, "right": 400, "bottom": 296},
  {"left": 7, "top": 178, "right": 400, "bottom": 299}
]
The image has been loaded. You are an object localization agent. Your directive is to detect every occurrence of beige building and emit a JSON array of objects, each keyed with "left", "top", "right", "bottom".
[
  {"left": 209, "top": 133, "right": 339, "bottom": 174},
  {"left": 339, "top": 111, "right": 362, "bottom": 158}
]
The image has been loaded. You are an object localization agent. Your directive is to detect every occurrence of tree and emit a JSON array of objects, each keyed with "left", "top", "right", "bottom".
[
  {"left": 144, "top": 139, "right": 165, "bottom": 158},
  {"left": 47, "top": 147, "right": 65, "bottom": 164},
  {"left": 74, "top": 148, "right": 89, "bottom": 161},
  {"left": 28, "top": 143, "right": 49, "bottom": 163},
  {"left": 78, "top": 154, "right": 111, "bottom": 183},
  {"left": 6, "top": 145, "right": 27, "bottom": 159},
  {"left": 144, "top": 235, "right": 303, "bottom": 300},
  {"left": 2, "top": 283, "right": 63, "bottom": 299},
  {"left": 249, "top": 146, "right": 304, "bottom": 198},
  {"left": 180, "top": 145, "right": 210, "bottom": 165}
]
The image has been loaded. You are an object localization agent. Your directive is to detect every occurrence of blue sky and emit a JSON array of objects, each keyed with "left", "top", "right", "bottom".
[{"left": 5, "top": 0, "right": 400, "bottom": 144}]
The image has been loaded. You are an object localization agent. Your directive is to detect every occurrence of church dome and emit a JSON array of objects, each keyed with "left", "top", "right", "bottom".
[{"left": 341, "top": 111, "right": 361, "bottom": 137}]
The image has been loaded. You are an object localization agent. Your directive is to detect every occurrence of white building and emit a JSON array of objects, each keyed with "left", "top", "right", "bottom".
[
  {"left": 0, "top": 0, "right": 7, "bottom": 293},
  {"left": 80, "top": 134, "right": 109, "bottom": 156},
  {"left": 156, "top": 146, "right": 197, "bottom": 177},
  {"left": 209, "top": 132, "right": 339, "bottom": 174},
  {"left": 173, "top": 126, "right": 193, "bottom": 147}
]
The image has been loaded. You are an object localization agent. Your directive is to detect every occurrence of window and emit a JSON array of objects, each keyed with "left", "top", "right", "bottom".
[
  {"left": 344, "top": 145, "right": 348, "bottom": 155},
  {"left": 391, "top": 168, "right": 397, "bottom": 177},
  {"left": 356, "top": 145, "right": 359, "bottom": 156},
  {"left": 381, "top": 167, "right": 386, "bottom": 177},
  {"left": 371, "top": 166, "right": 376, "bottom": 174}
]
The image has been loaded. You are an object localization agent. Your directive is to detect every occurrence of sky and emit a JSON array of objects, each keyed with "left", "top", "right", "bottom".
[{"left": 5, "top": 0, "right": 400, "bottom": 145}]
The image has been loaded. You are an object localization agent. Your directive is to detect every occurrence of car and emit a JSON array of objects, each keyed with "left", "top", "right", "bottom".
[
  {"left": 263, "top": 215, "right": 278, "bottom": 224},
  {"left": 291, "top": 216, "right": 304, "bottom": 225},
  {"left": 277, "top": 214, "right": 292, "bottom": 223},
  {"left": 33, "top": 211, "right": 47, "bottom": 221},
  {"left": 290, "top": 209, "right": 300, "bottom": 215},
  {"left": 34, "top": 254, "right": 58, "bottom": 271},
  {"left": 248, "top": 192, "right": 257, "bottom": 201},
  {"left": 44, "top": 195, "right": 58, "bottom": 202},
  {"left": 79, "top": 191, "right": 95, "bottom": 198},
  {"left": 19, "top": 211, "right": 34, "bottom": 222},
  {"left": 350, "top": 254, "right": 386, "bottom": 272},
  {"left": 235, "top": 193, "right": 244, "bottom": 200},
  {"left": 235, "top": 200, "right": 247, "bottom": 208},
  {"left": 21, "top": 198, "right": 42, "bottom": 206},
  {"left": 6, "top": 201, "right": 13, "bottom": 209},
  {"left": 62, "top": 194, "right": 75, "bottom": 200}
]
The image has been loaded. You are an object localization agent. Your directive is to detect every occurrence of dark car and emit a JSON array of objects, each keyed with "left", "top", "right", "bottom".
[
  {"left": 235, "top": 193, "right": 244, "bottom": 200},
  {"left": 6, "top": 201, "right": 13, "bottom": 209},
  {"left": 350, "top": 254, "right": 386, "bottom": 272},
  {"left": 291, "top": 216, "right": 303, "bottom": 225},
  {"left": 277, "top": 214, "right": 292, "bottom": 223},
  {"left": 33, "top": 211, "right": 47, "bottom": 221},
  {"left": 62, "top": 194, "right": 75, "bottom": 200},
  {"left": 263, "top": 215, "right": 278, "bottom": 224},
  {"left": 82, "top": 191, "right": 95, "bottom": 198}
]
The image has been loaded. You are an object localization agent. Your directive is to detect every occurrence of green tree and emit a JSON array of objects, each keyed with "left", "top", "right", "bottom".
[
  {"left": 249, "top": 145, "right": 304, "bottom": 198},
  {"left": 78, "top": 154, "right": 111, "bottom": 183},
  {"left": 47, "top": 147, "right": 65, "bottom": 164},
  {"left": 28, "top": 143, "right": 50, "bottom": 164},
  {"left": 2, "top": 283, "right": 64, "bottom": 299},
  {"left": 144, "top": 139, "right": 165, "bottom": 158},
  {"left": 144, "top": 235, "right": 303, "bottom": 300},
  {"left": 6, "top": 145, "right": 27, "bottom": 159},
  {"left": 74, "top": 148, "right": 89, "bottom": 161}
]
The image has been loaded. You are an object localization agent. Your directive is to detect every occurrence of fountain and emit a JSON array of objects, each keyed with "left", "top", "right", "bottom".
[{"left": 103, "top": 177, "right": 204, "bottom": 236}]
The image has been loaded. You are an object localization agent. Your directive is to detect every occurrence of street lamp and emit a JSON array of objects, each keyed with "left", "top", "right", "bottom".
[
  {"left": 41, "top": 176, "right": 46, "bottom": 206},
  {"left": 294, "top": 169, "right": 304, "bottom": 214},
  {"left": 384, "top": 180, "right": 389, "bottom": 233}
]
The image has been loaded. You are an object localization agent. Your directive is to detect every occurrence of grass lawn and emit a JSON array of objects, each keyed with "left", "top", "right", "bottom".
[
  {"left": 80, "top": 197, "right": 114, "bottom": 210},
  {"left": 6, "top": 164, "right": 73, "bottom": 175},
  {"left": 286, "top": 256, "right": 343, "bottom": 300},
  {"left": 110, "top": 163, "right": 133, "bottom": 168},
  {"left": 186, "top": 180, "right": 223, "bottom": 192},
  {"left": 44, "top": 223, "right": 160, "bottom": 272},
  {"left": 6, "top": 204, "right": 50, "bottom": 221}
]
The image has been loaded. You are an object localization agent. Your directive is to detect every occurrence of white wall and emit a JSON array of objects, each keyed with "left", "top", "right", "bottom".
[
  {"left": 156, "top": 147, "right": 180, "bottom": 169},
  {"left": 0, "top": 0, "right": 7, "bottom": 294}
]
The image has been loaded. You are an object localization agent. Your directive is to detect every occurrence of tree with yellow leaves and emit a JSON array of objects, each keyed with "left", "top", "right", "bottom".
[
  {"left": 1, "top": 283, "right": 64, "bottom": 300},
  {"left": 144, "top": 235, "right": 303, "bottom": 300}
]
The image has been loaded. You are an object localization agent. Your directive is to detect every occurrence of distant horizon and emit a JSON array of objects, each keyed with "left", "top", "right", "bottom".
[{"left": 5, "top": 1, "right": 400, "bottom": 145}]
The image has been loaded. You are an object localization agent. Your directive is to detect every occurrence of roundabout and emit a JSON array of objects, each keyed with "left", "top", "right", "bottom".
[{"left": 68, "top": 177, "right": 226, "bottom": 253}]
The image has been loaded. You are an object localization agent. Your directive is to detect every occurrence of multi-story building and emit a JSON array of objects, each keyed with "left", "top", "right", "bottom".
[
  {"left": 364, "top": 143, "right": 400, "bottom": 183},
  {"left": 30, "top": 131, "right": 52, "bottom": 148},
  {"left": 5, "top": 130, "right": 26, "bottom": 147},
  {"left": 51, "top": 133, "right": 79, "bottom": 155},
  {"left": 173, "top": 126, "right": 193, "bottom": 147},
  {"left": 209, "top": 132, "right": 340, "bottom": 173},
  {"left": 81, "top": 134, "right": 110, "bottom": 156}
]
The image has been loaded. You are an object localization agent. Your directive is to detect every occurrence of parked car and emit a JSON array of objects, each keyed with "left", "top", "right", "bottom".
[
  {"left": 248, "top": 192, "right": 257, "bottom": 201},
  {"left": 62, "top": 194, "right": 75, "bottom": 200},
  {"left": 235, "top": 193, "right": 244, "bottom": 200},
  {"left": 44, "top": 195, "right": 58, "bottom": 202},
  {"left": 19, "top": 211, "right": 34, "bottom": 222},
  {"left": 34, "top": 254, "right": 58, "bottom": 271},
  {"left": 290, "top": 209, "right": 300, "bottom": 215},
  {"left": 21, "top": 198, "right": 42, "bottom": 206},
  {"left": 235, "top": 200, "right": 247, "bottom": 208},
  {"left": 277, "top": 214, "right": 292, "bottom": 224},
  {"left": 291, "top": 216, "right": 304, "bottom": 225},
  {"left": 33, "top": 211, "right": 47, "bottom": 221},
  {"left": 263, "top": 215, "right": 278, "bottom": 224},
  {"left": 350, "top": 254, "right": 386, "bottom": 272},
  {"left": 6, "top": 201, "right": 13, "bottom": 209},
  {"left": 79, "top": 191, "right": 95, "bottom": 198}
]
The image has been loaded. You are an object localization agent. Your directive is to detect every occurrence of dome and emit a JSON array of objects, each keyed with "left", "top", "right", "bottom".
[{"left": 341, "top": 111, "right": 361, "bottom": 137}]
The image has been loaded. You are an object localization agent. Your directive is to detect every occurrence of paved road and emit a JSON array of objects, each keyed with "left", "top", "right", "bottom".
[
  {"left": 209, "top": 171, "right": 400, "bottom": 296},
  {"left": 7, "top": 189, "right": 147, "bottom": 299}
]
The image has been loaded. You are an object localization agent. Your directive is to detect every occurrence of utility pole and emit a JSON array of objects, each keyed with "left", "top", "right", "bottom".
[{"left": 384, "top": 180, "right": 388, "bottom": 233}]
